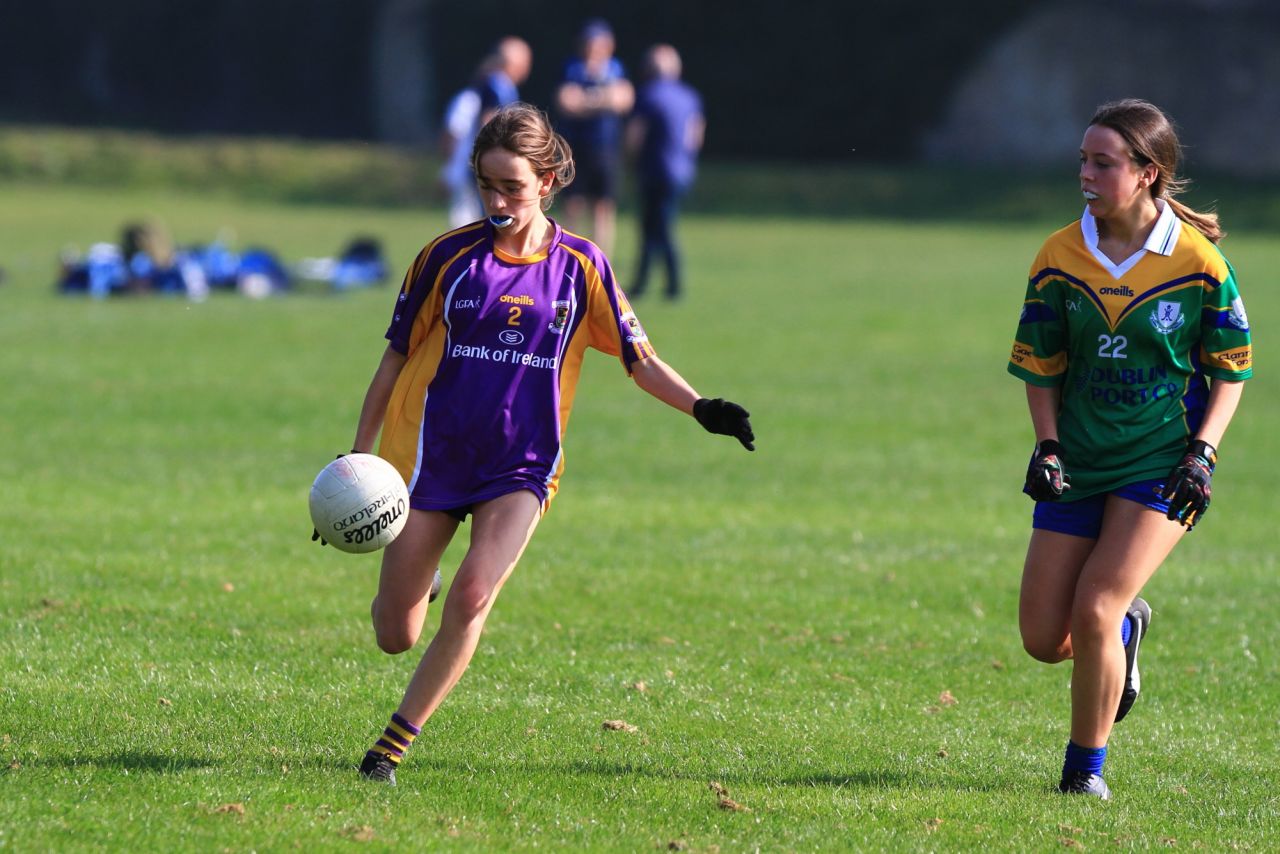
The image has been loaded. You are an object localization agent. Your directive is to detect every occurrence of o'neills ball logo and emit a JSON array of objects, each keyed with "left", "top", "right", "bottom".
[{"left": 335, "top": 492, "right": 407, "bottom": 545}]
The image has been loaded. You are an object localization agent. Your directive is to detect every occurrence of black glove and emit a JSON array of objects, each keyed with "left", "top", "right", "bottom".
[
  {"left": 693, "top": 398, "right": 754, "bottom": 451},
  {"left": 1160, "top": 439, "right": 1216, "bottom": 529},
  {"left": 1024, "top": 439, "right": 1070, "bottom": 501}
]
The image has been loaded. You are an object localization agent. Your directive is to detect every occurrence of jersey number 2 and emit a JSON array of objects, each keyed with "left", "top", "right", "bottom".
[
  {"left": 1097, "top": 334, "right": 1128, "bottom": 359},
  {"left": 507, "top": 306, "right": 522, "bottom": 326}
]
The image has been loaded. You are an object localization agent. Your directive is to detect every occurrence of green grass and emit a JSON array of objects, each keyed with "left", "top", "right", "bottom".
[{"left": 1, "top": 182, "right": 1278, "bottom": 851}]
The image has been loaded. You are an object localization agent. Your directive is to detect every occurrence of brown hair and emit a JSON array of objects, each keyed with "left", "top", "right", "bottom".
[
  {"left": 1089, "top": 99, "right": 1223, "bottom": 243},
  {"left": 471, "top": 103, "right": 575, "bottom": 209}
]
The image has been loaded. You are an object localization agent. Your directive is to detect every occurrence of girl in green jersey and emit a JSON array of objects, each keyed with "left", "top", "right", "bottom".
[{"left": 1008, "top": 99, "right": 1251, "bottom": 798}]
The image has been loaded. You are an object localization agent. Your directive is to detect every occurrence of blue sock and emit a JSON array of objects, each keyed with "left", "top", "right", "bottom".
[
  {"left": 1121, "top": 613, "right": 1133, "bottom": 647},
  {"left": 1063, "top": 740, "right": 1107, "bottom": 776}
]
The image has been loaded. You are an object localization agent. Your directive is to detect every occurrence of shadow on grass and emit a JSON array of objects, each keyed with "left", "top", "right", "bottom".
[
  {"left": 557, "top": 760, "right": 1005, "bottom": 792},
  {"left": 303, "top": 754, "right": 994, "bottom": 791},
  {"left": 28, "top": 751, "right": 217, "bottom": 773}
]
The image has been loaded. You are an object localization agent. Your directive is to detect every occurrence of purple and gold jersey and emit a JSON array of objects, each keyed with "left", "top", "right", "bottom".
[
  {"left": 380, "top": 219, "right": 655, "bottom": 512},
  {"left": 1008, "top": 202, "right": 1253, "bottom": 499}
]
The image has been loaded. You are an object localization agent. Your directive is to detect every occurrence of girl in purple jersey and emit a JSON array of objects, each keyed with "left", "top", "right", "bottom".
[{"left": 336, "top": 103, "right": 754, "bottom": 784}]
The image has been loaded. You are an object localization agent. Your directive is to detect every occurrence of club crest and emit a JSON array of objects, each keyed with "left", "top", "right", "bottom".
[
  {"left": 621, "top": 311, "right": 647, "bottom": 343},
  {"left": 1149, "top": 299, "right": 1185, "bottom": 335},
  {"left": 548, "top": 300, "right": 571, "bottom": 334},
  {"left": 1228, "top": 296, "right": 1250, "bottom": 331}
]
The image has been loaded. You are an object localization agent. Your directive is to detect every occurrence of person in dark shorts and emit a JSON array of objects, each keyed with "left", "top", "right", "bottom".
[
  {"left": 1009, "top": 99, "right": 1251, "bottom": 800},
  {"left": 627, "top": 44, "right": 704, "bottom": 300},
  {"left": 554, "top": 18, "right": 633, "bottom": 254}
]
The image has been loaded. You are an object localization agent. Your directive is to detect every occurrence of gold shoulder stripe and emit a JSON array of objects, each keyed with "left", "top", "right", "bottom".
[
  {"left": 405, "top": 223, "right": 486, "bottom": 295},
  {"left": 1010, "top": 341, "right": 1066, "bottom": 377},
  {"left": 1202, "top": 344, "right": 1252, "bottom": 373}
]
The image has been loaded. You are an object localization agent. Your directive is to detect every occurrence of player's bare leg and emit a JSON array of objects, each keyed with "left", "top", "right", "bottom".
[
  {"left": 1068, "top": 497, "right": 1183, "bottom": 748},
  {"left": 371, "top": 509, "right": 460, "bottom": 654},
  {"left": 563, "top": 196, "right": 589, "bottom": 239},
  {"left": 1019, "top": 529, "right": 1097, "bottom": 663},
  {"left": 592, "top": 198, "right": 616, "bottom": 256},
  {"left": 393, "top": 489, "right": 541, "bottom": 726}
]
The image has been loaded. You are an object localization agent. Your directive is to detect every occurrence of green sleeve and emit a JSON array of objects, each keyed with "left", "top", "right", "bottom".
[
  {"left": 1198, "top": 259, "right": 1253, "bottom": 380},
  {"left": 1008, "top": 274, "right": 1067, "bottom": 387}
]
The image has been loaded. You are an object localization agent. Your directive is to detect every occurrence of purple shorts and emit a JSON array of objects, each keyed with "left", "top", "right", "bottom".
[{"left": 1032, "top": 478, "right": 1171, "bottom": 539}]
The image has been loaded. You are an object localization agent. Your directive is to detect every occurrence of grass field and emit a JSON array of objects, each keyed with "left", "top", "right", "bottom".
[{"left": 1, "top": 181, "right": 1277, "bottom": 851}]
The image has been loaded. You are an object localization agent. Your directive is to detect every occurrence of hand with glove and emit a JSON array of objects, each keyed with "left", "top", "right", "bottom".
[
  {"left": 693, "top": 398, "right": 755, "bottom": 451},
  {"left": 1024, "top": 439, "right": 1070, "bottom": 501},
  {"left": 1160, "top": 439, "right": 1216, "bottom": 529}
]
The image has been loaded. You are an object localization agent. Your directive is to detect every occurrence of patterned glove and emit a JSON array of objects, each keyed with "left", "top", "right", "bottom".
[
  {"left": 1160, "top": 440, "right": 1216, "bottom": 529},
  {"left": 1024, "top": 439, "right": 1071, "bottom": 501},
  {"left": 693, "top": 398, "right": 755, "bottom": 451}
]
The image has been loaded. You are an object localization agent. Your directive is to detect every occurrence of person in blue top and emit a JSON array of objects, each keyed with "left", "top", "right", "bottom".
[
  {"left": 626, "top": 44, "right": 704, "bottom": 300},
  {"left": 554, "top": 19, "right": 633, "bottom": 255},
  {"left": 440, "top": 37, "right": 532, "bottom": 228}
]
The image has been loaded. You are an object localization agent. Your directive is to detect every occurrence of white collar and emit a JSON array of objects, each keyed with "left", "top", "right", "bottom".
[{"left": 1081, "top": 198, "right": 1180, "bottom": 279}]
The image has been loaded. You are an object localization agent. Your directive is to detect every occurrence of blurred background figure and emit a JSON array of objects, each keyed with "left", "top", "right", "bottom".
[
  {"left": 555, "top": 19, "right": 633, "bottom": 253},
  {"left": 627, "top": 44, "right": 704, "bottom": 301},
  {"left": 439, "top": 37, "right": 532, "bottom": 228}
]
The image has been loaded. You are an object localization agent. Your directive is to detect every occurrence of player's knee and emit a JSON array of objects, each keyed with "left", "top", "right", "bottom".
[
  {"left": 1019, "top": 609, "right": 1071, "bottom": 662},
  {"left": 442, "top": 573, "right": 497, "bottom": 625},
  {"left": 1018, "top": 624, "right": 1070, "bottom": 665},
  {"left": 371, "top": 597, "right": 419, "bottom": 654},
  {"left": 1069, "top": 597, "right": 1114, "bottom": 644},
  {"left": 374, "top": 625, "right": 418, "bottom": 655},
  {"left": 1022, "top": 631, "right": 1070, "bottom": 663}
]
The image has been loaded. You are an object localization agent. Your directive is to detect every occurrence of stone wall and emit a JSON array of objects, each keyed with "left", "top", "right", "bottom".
[{"left": 923, "top": 1, "right": 1280, "bottom": 174}]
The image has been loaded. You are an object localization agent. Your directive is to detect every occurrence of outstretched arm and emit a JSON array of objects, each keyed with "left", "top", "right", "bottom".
[
  {"left": 352, "top": 344, "right": 408, "bottom": 453},
  {"left": 631, "top": 356, "right": 754, "bottom": 451},
  {"left": 630, "top": 355, "right": 699, "bottom": 414}
]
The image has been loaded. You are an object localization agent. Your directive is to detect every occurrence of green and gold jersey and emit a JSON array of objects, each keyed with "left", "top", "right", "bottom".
[{"left": 1008, "top": 203, "right": 1252, "bottom": 499}]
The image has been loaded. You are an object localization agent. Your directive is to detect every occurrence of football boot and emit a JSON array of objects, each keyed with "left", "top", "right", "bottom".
[
  {"left": 359, "top": 751, "right": 397, "bottom": 785},
  {"left": 1059, "top": 770, "right": 1112, "bottom": 799},
  {"left": 1115, "top": 597, "right": 1151, "bottom": 723}
]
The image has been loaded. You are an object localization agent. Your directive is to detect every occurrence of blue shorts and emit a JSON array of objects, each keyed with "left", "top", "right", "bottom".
[{"left": 1032, "top": 478, "right": 1171, "bottom": 539}]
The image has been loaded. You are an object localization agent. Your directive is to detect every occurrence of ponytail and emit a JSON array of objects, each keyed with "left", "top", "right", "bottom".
[{"left": 1165, "top": 195, "right": 1224, "bottom": 244}]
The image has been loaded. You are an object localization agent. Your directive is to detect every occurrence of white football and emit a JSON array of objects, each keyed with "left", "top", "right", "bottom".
[{"left": 309, "top": 453, "right": 409, "bottom": 554}]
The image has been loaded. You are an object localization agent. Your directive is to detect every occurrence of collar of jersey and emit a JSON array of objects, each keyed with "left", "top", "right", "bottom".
[
  {"left": 491, "top": 219, "right": 562, "bottom": 265},
  {"left": 1081, "top": 198, "right": 1180, "bottom": 280}
]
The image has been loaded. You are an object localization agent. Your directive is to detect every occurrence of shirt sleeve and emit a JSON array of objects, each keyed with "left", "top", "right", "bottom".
[
  {"left": 583, "top": 251, "right": 656, "bottom": 373},
  {"left": 385, "top": 244, "right": 440, "bottom": 355},
  {"left": 1198, "top": 257, "right": 1253, "bottom": 380},
  {"left": 478, "top": 74, "right": 503, "bottom": 113},
  {"left": 444, "top": 89, "right": 480, "bottom": 138},
  {"left": 1008, "top": 248, "right": 1069, "bottom": 386}
]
